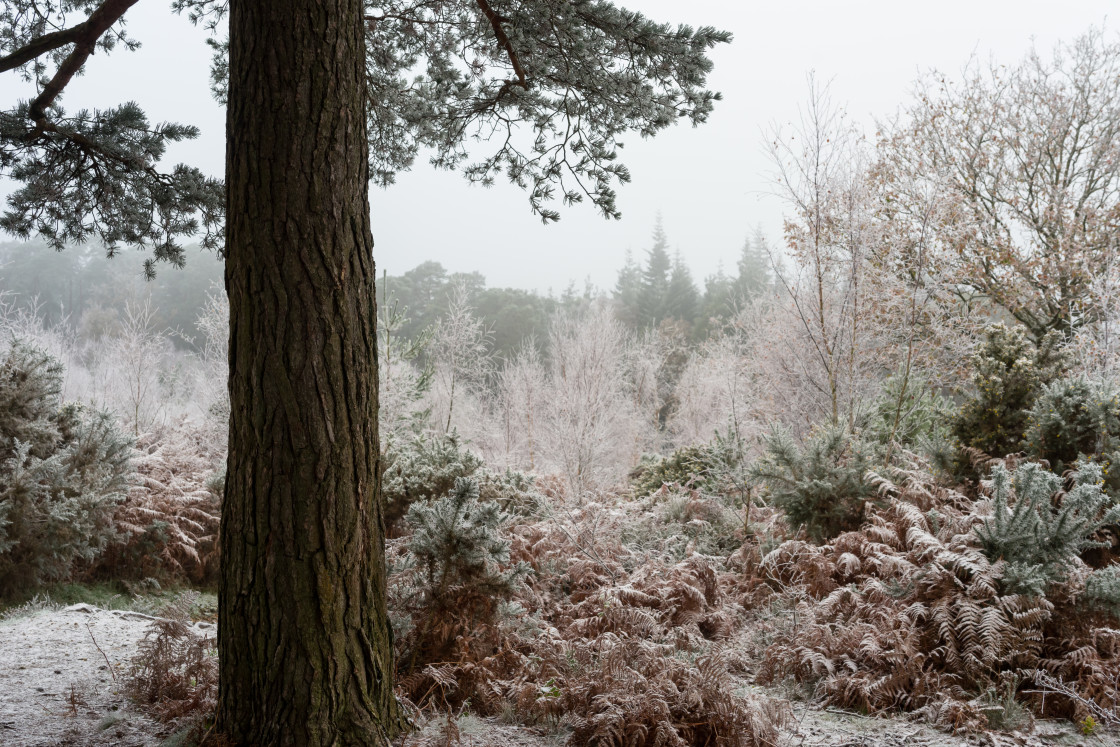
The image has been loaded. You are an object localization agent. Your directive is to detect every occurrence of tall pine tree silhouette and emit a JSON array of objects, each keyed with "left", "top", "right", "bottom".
[
  {"left": 666, "top": 250, "right": 700, "bottom": 325},
  {"left": 638, "top": 216, "right": 673, "bottom": 326},
  {"left": 613, "top": 249, "right": 643, "bottom": 327},
  {"left": 733, "top": 229, "right": 772, "bottom": 302}
]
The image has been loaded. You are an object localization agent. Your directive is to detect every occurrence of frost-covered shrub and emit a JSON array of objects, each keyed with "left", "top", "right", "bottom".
[
  {"left": 382, "top": 432, "right": 485, "bottom": 532},
  {"left": 621, "top": 485, "right": 746, "bottom": 559},
  {"left": 382, "top": 432, "right": 544, "bottom": 534},
  {"left": 951, "top": 324, "right": 1065, "bottom": 464},
  {"left": 1025, "top": 376, "right": 1120, "bottom": 482},
  {"left": 749, "top": 425, "right": 877, "bottom": 542},
  {"left": 630, "top": 427, "right": 745, "bottom": 498},
  {"left": 0, "top": 340, "right": 132, "bottom": 594},
  {"left": 862, "top": 370, "right": 952, "bottom": 453},
  {"left": 1084, "top": 565, "right": 1120, "bottom": 618},
  {"left": 975, "top": 461, "right": 1120, "bottom": 596},
  {"left": 478, "top": 467, "right": 547, "bottom": 517},
  {"left": 394, "top": 476, "right": 529, "bottom": 669}
]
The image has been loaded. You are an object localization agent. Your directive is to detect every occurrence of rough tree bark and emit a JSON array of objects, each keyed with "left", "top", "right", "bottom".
[{"left": 218, "top": 0, "right": 403, "bottom": 743}]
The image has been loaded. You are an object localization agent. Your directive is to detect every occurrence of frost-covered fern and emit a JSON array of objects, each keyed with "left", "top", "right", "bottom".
[{"left": 756, "top": 454, "right": 1120, "bottom": 728}]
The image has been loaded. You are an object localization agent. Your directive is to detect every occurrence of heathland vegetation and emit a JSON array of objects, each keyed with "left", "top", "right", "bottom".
[{"left": 5, "top": 24, "right": 1120, "bottom": 747}]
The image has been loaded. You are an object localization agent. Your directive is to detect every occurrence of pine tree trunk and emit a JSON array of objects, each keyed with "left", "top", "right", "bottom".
[{"left": 218, "top": 0, "right": 402, "bottom": 743}]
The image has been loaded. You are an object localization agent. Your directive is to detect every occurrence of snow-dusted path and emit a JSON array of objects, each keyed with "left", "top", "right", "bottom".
[
  {"left": 0, "top": 604, "right": 197, "bottom": 746},
  {"left": 0, "top": 604, "right": 1110, "bottom": 747}
]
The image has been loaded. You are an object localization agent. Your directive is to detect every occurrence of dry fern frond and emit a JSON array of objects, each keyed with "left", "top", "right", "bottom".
[
  {"left": 756, "top": 454, "right": 1120, "bottom": 729},
  {"left": 391, "top": 494, "right": 790, "bottom": 746},
  {"left": 93, "top": 421, "right": 222, "bottom": 583},
  {"left": 126, "top": 592, "right": 217, "bottom": 724}
]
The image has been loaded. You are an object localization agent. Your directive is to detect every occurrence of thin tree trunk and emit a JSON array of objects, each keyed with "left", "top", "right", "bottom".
[{"left": 218, "top": 0, "right": 403, "bottom": 743}]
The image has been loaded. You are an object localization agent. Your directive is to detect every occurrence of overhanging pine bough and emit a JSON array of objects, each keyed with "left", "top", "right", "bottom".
[{"left": 0, "top": 0, "right": 728, "bottom": 743}]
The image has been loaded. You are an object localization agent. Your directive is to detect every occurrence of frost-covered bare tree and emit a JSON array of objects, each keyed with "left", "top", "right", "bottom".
[
  {"left": 428, "top": 284, "right": 493, "bottom": 436},
  {"left": 1066, "top": 248, "right": 1120, "bottom": 379},
  {"left": 493, "top": 339, "right": 547, "bottom": 470},
  {"left": 623, "top": 325, "right": 674, "bottom": 456},
  {"left": 880, "top": 28, "right": 1120, "bottom": 341},
  {"left": 864, "top": 157, "right": 981, "bottom": 460},
  {"left": 108, "top": 297, "right": 174, "bottom": 434},
  {"left": 765, "top": 79, "right": 883, "bottom": 431},
  {"left": 670, "top": 318, "right": 756, "bottom": 447},
  {"left": 191, "top": 284, "right": 229, "bottom": 444},
  {"left": 545, "top": 300, "right": 640, "bottom": 495},
  {"left": 377, "top": 279, "right": 432, "bottom": 450}
]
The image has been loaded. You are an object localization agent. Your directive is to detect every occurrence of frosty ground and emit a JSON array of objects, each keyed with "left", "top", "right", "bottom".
[{"left": 0, "top": 604, "right": 1106, "bottom": 747}]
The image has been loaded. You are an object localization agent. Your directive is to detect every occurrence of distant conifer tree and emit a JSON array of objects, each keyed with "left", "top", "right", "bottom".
[
  {"left": 613, "top": 249, "right": 643, "bottom": 327},
  {"left": 666, "top": 250, "right": 700, "bottom": 325},
  {"left": 638, "top": 217, "right": 673, "bottom": 327},
  {"left": 733, "top": 229, "right": 772, "bottom": 302}
]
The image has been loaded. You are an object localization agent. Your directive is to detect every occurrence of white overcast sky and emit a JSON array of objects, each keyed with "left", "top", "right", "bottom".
[{"left": 2, "top": 1, "right": 1116, "bottom": 293}]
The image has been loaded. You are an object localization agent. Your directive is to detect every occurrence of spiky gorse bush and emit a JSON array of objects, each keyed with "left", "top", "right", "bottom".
[
  {"left": 630, "top": 426, "right": 746, "bottom": 498},
  {"left": 976, "top": 462, "right": 1120, "bottom": 595},
  {"left": 382, "top": 432, "right": 544, "bottom": 534},
  {"left": 392, "top": 476, "right": 530, "bottom": 669},
  {"left": 951, "top": 324, "right": 1065, "bottom": 467},
  {"left": 754, "top": 455, "right": 1120, "bottom": 728},
  {"left": 749, "top": 425, "right": 877, "bottom": 542},
  {"left": 1025, "top": 376, "right": 1120, "bottom": 486},
  {"left": 0, "top": 340, "right": 132, "bottom": 594}
]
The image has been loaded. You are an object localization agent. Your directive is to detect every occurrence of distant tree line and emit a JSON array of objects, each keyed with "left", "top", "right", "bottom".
[
  {"left": 0, "top": 224, "right": 770, "bottom": 361},
  {"left": 378, "top": 221, "right": 774, "bottom": 362},
  {"left": 0, "top": 242, "right": 223, "bottom": 352},
  {"left": 613, "top": 218, "right": 772, "bottom": 338}
]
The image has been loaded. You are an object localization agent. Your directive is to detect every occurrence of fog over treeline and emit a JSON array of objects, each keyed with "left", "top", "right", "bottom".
[
  {"left": 0, "top": 241, "right": 224, "bottom": 352},
  {"left": 0, "top": 217, "right": 772, "bottom": 358}
]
